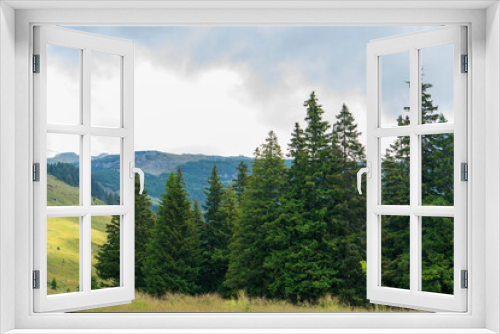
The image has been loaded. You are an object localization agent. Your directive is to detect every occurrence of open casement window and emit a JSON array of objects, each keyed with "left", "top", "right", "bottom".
[
  {"left": 33, "top": 26, "right": 137, "bottom": 312},
  {"left": 364, "top": 26, "right": 467, "bottom": 312}
]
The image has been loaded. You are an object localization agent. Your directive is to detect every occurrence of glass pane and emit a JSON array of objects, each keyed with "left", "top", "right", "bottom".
[
  {"left": 381, "top": 136, "right": 410, "bottom": 205},
  {"left": 381, "top": 215, "right": 410, "bottom": 290},
  {"left": 91, "top": 136, "right": 121, "bottom": 205},
  {"left": 47, "top": 133, "right": 80, "bottom": 206},
  {"left": 421, "top": 217, "right": 454, "bottom": 294},
  {"left": 47, "top": 216, "right": 80, "bottom": 295},
  {"left": 92, "top": 216, "right": 121, "bottom": 290},
  {"left": 91, "top": 52, "right": 122, "bottom": 128},
  {"left": 46, "top": 45, "right": 81, "bottom": 125},
  {"left": 421, "top": 133, "right": 454, "bottom": 206},
  {"left": 420, "top": 45, "right": 454, "bottom": 124},
  {"left": 380, "top": 52, "right": 410, "bottom": 128}
]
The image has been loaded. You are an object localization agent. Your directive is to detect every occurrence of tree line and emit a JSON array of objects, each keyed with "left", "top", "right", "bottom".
[{"left": 96, "top": 82, "right": 454, "bottom": 306}]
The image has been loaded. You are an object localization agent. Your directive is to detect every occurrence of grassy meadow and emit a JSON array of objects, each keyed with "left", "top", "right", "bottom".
[
  {"left": 80, "top": 290, "right": 417, "bottom": 313},
  {"left": 47, "top": 175, "right": 113, "bottom": 294}
]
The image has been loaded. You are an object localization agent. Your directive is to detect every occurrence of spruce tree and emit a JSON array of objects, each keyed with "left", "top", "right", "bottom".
[
  {"left": 380, "top": 116, "right": 411, "bottom": 290},
  {"left": 332, "top": 104, "right": 367, "bottom": 305},
  {"left": 232, "top": 161, "right": 250, "bottom": 202},
  {"left": 264, "top": 122, "right": 307, "bottom": 300},
  {"left": 214, "top": 184, "right": 240, "bottom": 297},
  {"left": 134, "top": 174, "right": 156, "bottom": 291},
  {"left": 95, "top": 215, "right": 121, "bottom": 287},
  {"left": 276, "top": 92, "right": 340, "bottom": 304},
  {"left": 225, "top": 131, "right": 286, "bottom": 297},
  {"left": 199, "top": 164, "right": 227, "bottom": 293},
  {"left": 419, "top": 79, "right": 454, "bottom": 294},
  {"left": 142, "top": 169, "right": 200, "bottom": 296},
  {"left": 382, "top": 76, "right": 453, "bottom": 292}
]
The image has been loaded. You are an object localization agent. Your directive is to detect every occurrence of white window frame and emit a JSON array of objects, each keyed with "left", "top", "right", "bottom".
[
  {"left": 1, "top": 1, "right": 499, "bottom": 333},
  {"left": 366, "top": 26, "right": 468, "bottom": 312},
  {"left": 33, "top": 25, "right": 136, "bottom": 313}
]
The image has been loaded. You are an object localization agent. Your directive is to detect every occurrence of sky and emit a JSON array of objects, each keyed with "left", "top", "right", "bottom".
[{"left": 47, "top": 26, "right": 454, "bottom": 158}]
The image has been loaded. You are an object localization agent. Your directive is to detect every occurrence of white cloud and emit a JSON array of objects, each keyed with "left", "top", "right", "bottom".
[{"left": 46, "top": 43, "right": 370, "bottom": 158}]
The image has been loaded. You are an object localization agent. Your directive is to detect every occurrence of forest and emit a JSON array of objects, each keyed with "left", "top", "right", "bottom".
[{"left": 87, "top": 77, "right": 455, "bottom": 307}]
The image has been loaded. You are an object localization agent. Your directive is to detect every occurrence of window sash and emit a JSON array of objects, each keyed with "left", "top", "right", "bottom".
[
  {"left": 33, "top": 25, "right": 135, "bottom": 313},
  {"left": 366, "top": 26, "right": 468, "bottom": 312}
]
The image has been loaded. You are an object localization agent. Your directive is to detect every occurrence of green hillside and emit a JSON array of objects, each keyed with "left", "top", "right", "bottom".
[{"left": 47, "top": 175, "right": 113, "bottom": 294}]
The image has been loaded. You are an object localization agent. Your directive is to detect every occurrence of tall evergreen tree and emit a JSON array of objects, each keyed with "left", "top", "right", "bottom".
[
  {"left": 142, "top": 168, "right": 200, "bottom": 296},
  {"left": 95, "top": 215, "right": 121, "bottom": 287},
  {"left": 280, "top": 92, "right": 340, "bottom": 303},
  {"left": 380, "top": 116, "right": 411, "bottom": 290},
  {"left": 232, "top": 161, "right": 250, "bottom": 202},
  {"left": 331, "top": 104, "right": 367, "bottom": 305},
  {"left": 134, "top": 174, "right": 156, "bottom": 291},
  {"left": 225, "top": 131, "right": 286, "bottom": 297},
  {"left": 419, "top": 80, "right": 454, "bottom": 294},
  {"left": 382, "top": 76, "right": 454, "bottom": 293},
  {"left": 213, "top": 184, "right": 240, "bottom": 297},
  {"left": 264, "top": 122, "right": 307, "bottom": 299},
  {"left": 199, "top": 164, "right": 228, "bottom": 293}
]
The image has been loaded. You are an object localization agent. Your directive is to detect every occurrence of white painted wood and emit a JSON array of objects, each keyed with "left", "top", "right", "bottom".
[
  {"left": 46, "top": 124, "right": 130, "bottom": 137},
  {"left": 3, "top": 0, "right": 497, "bottom": 10},
  {"left": 0, "top": 2, "right": 17, "bottom": 333},
  {"left": 11, "top": 6, "right": 488, "bottom": 333},
  {"left": 366, "top": 26, "right": 467, "bottom": 312},
  {"left": 485, "top": 3, "right": 500, "bottom": 333},
  {"left": 33, "top": 26, "right": 135, "bottom": 313}
]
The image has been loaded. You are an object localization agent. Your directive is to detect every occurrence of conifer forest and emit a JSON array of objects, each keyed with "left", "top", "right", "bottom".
[{"left": 86, "top": 81, "right": 454, "bottom": 307}]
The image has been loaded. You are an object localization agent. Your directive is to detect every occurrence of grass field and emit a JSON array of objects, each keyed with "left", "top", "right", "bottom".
[
  {"left": 80, "top": 290, "right": 418, "bottom": 313},
  {"left": 48, "top": 175, "right": 417, "bottom": 313},
  {"left": 47, "top": 175, "right": 113, "bottom": 294}
]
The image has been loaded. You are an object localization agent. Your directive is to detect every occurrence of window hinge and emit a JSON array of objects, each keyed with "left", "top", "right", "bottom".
[
  {"left": 461, "top": 270, "right": 468, "bottom": 289},
  {"left": 461, "top": 162, "right": 468, "bottom": 182},
  {"left": 461, "top": 54, "right": 468, "bottom": 73},
  {"left": 33, "top": 54, "right": 40, "bottom": 73},
  {"left": 33, "top": 270, "right": 40, "bottom": 289},
  {"left": 33, "top": 163, "right": 40, "bottom": 182}
]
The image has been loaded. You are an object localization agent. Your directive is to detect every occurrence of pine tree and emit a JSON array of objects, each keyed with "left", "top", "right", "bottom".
[
  {"left": 134, "top": 174, "right": 156, "bottom": 291},
  {"left": 199, "top": 164, "right": 227, "bottom": 293},
  {"left": 419, "top": 79, "right": 454, "bottom": 294},
  {"left": 380, "top": 115, "right": 411, "bottom": 290},
  {"left": 225, "top": 131, "right": 287, "bottom": 297},
  {"left": 264, "top": 122, "right": 307, "bottom": 299},
  {"left": 381, "top": 75, "right": 454, "bottom": 292},
  {"left": 95, "top": 215, "right": 121, "bottom": 287},
  {"left": 232, "top": 161, "right": 250, "bottom": 202},
  {"left": 142, "top": 169, "right": 200, "bottom": 296},
  {"left": 331, "top": 104, "right": 367, "bottom": 305},
  {"left": 277, "top": 92, "right": 339, "bottom": 303},
  {"left": 214, "top": 184, "right": 240, "bottom": 297}
]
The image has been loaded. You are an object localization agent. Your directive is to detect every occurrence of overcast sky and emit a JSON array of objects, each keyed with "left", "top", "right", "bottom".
[{"left": 48, "top": 26, "right": 454, "bottom": 158}]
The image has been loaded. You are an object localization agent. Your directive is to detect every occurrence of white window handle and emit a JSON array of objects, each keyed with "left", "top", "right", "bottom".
[
  {"left": 357, "top": 162, "right": 371, "bottom": 195},
  {"left": 129, "top": 162, "right": 145, "bottom": 194}
]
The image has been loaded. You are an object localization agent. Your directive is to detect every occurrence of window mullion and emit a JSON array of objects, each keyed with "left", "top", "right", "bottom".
[
  {"left": 81, "top": 47, "right": 91, "bottom": 294},
  {"left": 409, "top": 47, "right": 420, "bottom": 294}
]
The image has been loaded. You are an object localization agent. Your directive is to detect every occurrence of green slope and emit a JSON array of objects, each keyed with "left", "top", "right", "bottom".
[{"left": 46, "top": 175, "right": 113, "bottom": 294}]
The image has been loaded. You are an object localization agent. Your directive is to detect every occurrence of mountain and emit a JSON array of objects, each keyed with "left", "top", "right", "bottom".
[{"left": 48, "top": 150, "right": 259, "bottom": 210}]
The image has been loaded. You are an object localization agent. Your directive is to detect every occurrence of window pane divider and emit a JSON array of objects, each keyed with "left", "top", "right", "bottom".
[
  {"left": 409, "top": 46, "right": 420, "bottom": 295},
  {"left": 373, "top": 123, "right": 454, "bottom": 138},
  {"left": 46, "top": 124, "right": 129, "bottom": 137}
]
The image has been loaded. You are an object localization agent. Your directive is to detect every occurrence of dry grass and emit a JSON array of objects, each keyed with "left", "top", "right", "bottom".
[{"left": 80, "top": 290, "right": 420, "bottom": 313}]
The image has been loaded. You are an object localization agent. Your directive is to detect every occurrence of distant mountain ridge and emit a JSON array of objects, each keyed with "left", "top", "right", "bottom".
[{"left": 48, "top": 150, "right": 257, "bottom": 209}]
